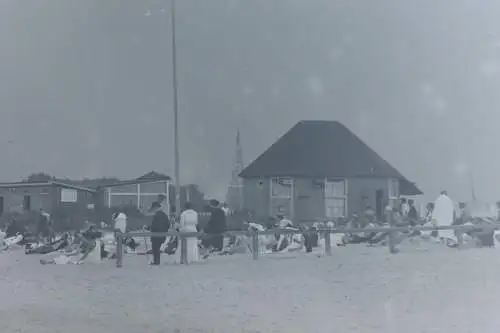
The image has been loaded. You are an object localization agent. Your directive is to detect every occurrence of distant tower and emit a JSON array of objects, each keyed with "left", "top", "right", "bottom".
[{"left": 226, "top": 128, "right": 244, "bottom": 211}]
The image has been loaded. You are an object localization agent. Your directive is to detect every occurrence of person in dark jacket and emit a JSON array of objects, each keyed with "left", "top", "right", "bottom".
[
  {"left": 407, "top": 200, "right": 419, "bottom": 223},
  {"left": 149, "top": 201, "right": 171, "bottom": 265},
  {"left": 37, "top": 209, "right": 51, "bottom": 242},
  {"left": 204, "top": 199, "right": 226, "bottom": 251},
  {"left": 5, "top": 220, "right": 26, "bottom": 238}
]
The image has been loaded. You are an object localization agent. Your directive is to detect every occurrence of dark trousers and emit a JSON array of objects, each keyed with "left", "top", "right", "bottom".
[
  {"left": 304, "top": 232, "right": 319, "bottom": 252},
  {"left": 213, "top": 235, "right": 224, "bottom": 251},
  {"left": 151, "top": 237, "right": 166, "bottom": 265},
  {"left": 203, "top": 234, "right": 224, "bottom": 251}
]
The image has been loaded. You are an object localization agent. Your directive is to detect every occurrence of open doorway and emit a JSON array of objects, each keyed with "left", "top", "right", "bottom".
[
  {"left": 23, "top": 195, "right": 31, "bottom": 211},
  {"left": 375, "top": 189, "right": 384, "bottom": 220}
]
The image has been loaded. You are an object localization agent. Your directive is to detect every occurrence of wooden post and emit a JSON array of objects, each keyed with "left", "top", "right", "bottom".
[
  {"left": 325, "top": 230, "right": 332, "bottom": 256},
  {"left": 116, "top": 233, "right": 123, "bottom": 268},
  {"left": 180, "top": 236, "right": 188, "bottom": 265},
  {"left": 388, "top": 210, "right": 397, "bottom": 254},
  {"left": 136, "top": 184, "right": 141, "bottom": 209},
  {"left": 252, "top": 232, "right": 259, "bottom": 260},
  {"left": 456, "top": 230, "right": 464, "bottom": 248}
]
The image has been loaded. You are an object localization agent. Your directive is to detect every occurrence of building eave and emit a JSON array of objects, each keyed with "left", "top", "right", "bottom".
[
  {"left": 98, "top": 178, "right": 171, "bottom": 190},
  {"left": 0, "top": 181, "right": 96, "bottom": 193}
]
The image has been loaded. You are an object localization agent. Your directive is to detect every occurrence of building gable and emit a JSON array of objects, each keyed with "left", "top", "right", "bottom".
[{"left": 240, "top": 120, "right": 422, "bottom": 195}]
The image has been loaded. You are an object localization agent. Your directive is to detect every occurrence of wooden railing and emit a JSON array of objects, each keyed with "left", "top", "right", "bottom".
[{"left": 114, "top": 223, "right": 500, "bottom": 268}]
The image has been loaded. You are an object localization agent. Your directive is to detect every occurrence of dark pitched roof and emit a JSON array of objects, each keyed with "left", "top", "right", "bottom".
[
  {"left": 136, "top": 171, "right": 171, "bottom": 181},
  {"left": 240, "top": 120, "right": 422, "bottom": 195},
  {"left": 100, "top": 171, "right": 171, "bottom": 188}
]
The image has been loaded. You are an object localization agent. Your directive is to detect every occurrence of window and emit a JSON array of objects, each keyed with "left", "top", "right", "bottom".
[
  {"left": 326, "top": 200, "right": 346, "bottom": 219},
  {"left": 0, "top": 196, "right": 3, "bottom": 215},
  {"left": 41, "top": 187, "right": 49, "bottom": 195},
  {"left": 270, "top": 177, "right": 293, "bottom": 198},
  {"left": 325, "top": 180, "right": 346, "bottom": 197},
  {"left": 61, "top": 189, "right": 77, "bottom": 203},
  {"left": 324, "top": 179, "right": 347, "bottom": 218},
  {"left": 23, "top": 195, "right": 31, "bottom": 211},
  {"left": 270, "top": 177, "right": 293, "bottom": 217},
  {"left": 270, "top": 197, "right": 292, "bottom": 217}
]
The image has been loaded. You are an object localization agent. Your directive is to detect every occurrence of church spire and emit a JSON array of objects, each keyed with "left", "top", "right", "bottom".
[{"left": 226, "top": 128, "right": 244, "bottom": 211}]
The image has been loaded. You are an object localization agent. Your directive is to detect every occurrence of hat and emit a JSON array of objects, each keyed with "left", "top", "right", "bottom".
[{"left": 149, "top": 201, "right": 162, "bottom": 212}]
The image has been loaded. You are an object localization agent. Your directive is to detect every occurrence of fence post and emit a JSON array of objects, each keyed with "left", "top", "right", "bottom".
[
  {"left": 116, "top": 233, "right": 123, "bottom": 268},
  {"left": 252, "top": 232, "right": 259, "bottom": 260},
  {"left": 324, "top": 230, "right": 332, "bottom": 256},
  {"left": 180, "top": 235, "right": 188, "bottom": 265},
  {"left": 388, "top": 210, "right": 397, "bottom": 254},
  {"left": 456, "top": 228, "right": 464, "bottom": 248}
]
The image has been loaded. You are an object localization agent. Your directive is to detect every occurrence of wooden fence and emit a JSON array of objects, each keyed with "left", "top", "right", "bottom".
[{"left": 114, "top": 223, "right": 500, "bottom": 268}]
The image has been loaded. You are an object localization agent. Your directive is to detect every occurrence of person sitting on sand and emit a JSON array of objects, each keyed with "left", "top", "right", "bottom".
[
  {"left": 0, "top": 230, "right": 6, "bottom": 251},
  {"left": 5, "top": 220, "right": 26, "bottom": 238},
  {"left": 26, "top": 233, "right": 70, "bottom": 255},
  {"left": 40, "top": 231, "right": 100, "bottom": 265}
]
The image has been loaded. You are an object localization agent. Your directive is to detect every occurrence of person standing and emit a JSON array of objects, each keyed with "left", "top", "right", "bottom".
[
  {"left": 431, "top": 191, "right": 454, "bottom": 239},
  {"left": 407, "top": 200, "right": 419, "bottom": 223},
  {"left": 177, "top": 202, "right": 199, "bottom": 263},
  {"left": 400, "top": 198, "right": 410, "bottom": 217},
  {"left": 149, "top": 202, "right": 170, "bottom": 265},
  {"left": 112, "top": 212, "right": 127, "bottom": 234},
  {"left": 205, "top": 200, "right": 226, "bottom": 252},
  {"left": 38, "top": 209, "right": 51, "bottom": 243},
  {"left": 221, "top": 203, "right": 230, "bottom": 216}
]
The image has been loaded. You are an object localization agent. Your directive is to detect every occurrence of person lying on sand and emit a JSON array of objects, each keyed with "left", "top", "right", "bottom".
[
  {"left": 26, "top": 234, "right": 70, "bottom": 255},
  {"left": 40, "top": 232, "right": 100, "bottom": 265}
]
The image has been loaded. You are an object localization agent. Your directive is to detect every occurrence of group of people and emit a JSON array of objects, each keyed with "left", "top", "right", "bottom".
[{"left": 133, "top": 198, "right": 227, "bottom": 265}]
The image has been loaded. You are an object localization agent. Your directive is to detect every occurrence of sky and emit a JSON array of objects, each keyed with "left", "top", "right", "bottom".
[{"left": 1, "top": 0, "right": 500, "bottom": 203}]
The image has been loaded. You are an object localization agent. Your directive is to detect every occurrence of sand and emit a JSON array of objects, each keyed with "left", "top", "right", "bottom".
[{"left": 1, "top": 244, "right": 500, "bottom": 333}]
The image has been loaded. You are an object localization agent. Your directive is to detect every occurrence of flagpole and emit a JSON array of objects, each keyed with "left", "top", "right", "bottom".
[{"left": 171, "top": 0, "right": 181, "bottom": 218}]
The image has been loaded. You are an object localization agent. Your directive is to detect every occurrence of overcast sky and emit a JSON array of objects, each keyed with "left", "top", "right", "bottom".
[{"left": 1, "top": 0, "right": 500, "bottom": 202}]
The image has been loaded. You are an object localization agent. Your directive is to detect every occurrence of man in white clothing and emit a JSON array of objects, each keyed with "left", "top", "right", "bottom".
[
  {"left": 431, "top": 191, "right": 454, "bottom": 239},
  {"left": 178, "top": 203, "right": 199, "bottom": 263},
  {"left": 221, "top": 203, "right": 230, "bottom": 216},
  {"left": 277, "top": 214, "right": 293, "bottom": 228},
  {"left": 400, "top": 198, "right": 410, "bottom": 217},
  {"left": 112, "top": 212, "right": 127, "bottom": 233}
]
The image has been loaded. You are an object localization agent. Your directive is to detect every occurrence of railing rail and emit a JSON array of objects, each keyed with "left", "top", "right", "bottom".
[{"left": 114, "top": 223, "right": 500, "bottom": 268}]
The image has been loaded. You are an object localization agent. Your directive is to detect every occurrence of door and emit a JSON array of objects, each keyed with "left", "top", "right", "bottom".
[
  {"left": 23, "top": 195, "right": 31, "bottom": 211},
  {"left": 324, "top": 179, "right": 347, "bottom": 219},
  {"left": 375, "top": 189, "right": 384, "bottom": 220}
]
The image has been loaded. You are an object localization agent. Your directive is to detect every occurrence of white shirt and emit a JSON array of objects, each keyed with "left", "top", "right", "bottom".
[
  {"left": 179, "top": 209, "right": 198, "bottom": 232},
  {"left": 432, "top": 194, "right": 454, "bottom": 226},
  {"left": 401, "top": 203, "right": 410, "bottom": 217},
  {"left": 279, "top": 218, "right": 293, "bottom": 228},
  {"left": 114, "top": 213, "right": 127, "bottom": 233}
]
